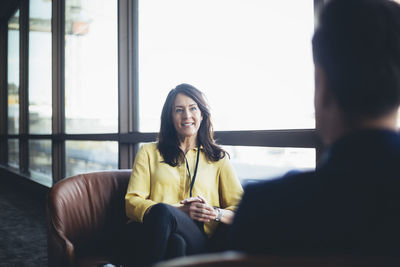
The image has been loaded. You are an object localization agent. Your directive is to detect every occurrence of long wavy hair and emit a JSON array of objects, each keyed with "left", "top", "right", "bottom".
[{"left": 157, "top": 83, "right": 227, "bottom": 166}]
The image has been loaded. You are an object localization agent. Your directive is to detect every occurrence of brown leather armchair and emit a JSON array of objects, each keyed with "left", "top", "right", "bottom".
[
  {"left": 46, "top": 170, "right": 131, "bottom": 267},
  {"left": 156, "top": 251, "right": 400, "bottom": 267}
]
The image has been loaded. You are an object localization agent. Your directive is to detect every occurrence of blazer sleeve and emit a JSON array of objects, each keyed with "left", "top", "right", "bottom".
[
  {"left": 229, "top": 179, "right": 294, "bottom": 253},
  {"left": 228, "top": 182, "right": 260, "bottom": 252},
  {"left": 125, "top": 145, "right": 157, "bottom": 223},
  {"left": 229, "top": 172, "right": 321, "bottom": 254},
  {"left": 218, "top": 156, "right": 243, "bottom": 211}
]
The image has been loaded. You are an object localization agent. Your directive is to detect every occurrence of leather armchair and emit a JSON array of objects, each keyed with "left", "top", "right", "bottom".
[
  {"left": 46, "top": 170, "right": 131, "bottom": 267},
  {"left": 156, "top": 251, "right": 400, "bottom": 267}
]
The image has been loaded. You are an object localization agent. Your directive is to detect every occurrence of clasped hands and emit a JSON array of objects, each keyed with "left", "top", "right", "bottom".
[{"left": 179, "top": 196, "right": 217, "bottom": 222}]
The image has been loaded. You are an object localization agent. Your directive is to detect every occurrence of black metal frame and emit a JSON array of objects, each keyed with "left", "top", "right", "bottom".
[
  {"left": 0, "top": 17, "right": 8, "bottom": 164},
  {"left": 118, "top": 0, "right": 139, "bottom": 169},
  {"left": 0, "top": 0, "right": 325, "bottom": 186},
  {"left": 51, "top": 0, "right": 65, "bottom": 182},
  {"left": 1, "top": 1, "right": 22, "bottom": 173},
  {"left": 19, "top": 0, "right": 29, "bottom": 174}
]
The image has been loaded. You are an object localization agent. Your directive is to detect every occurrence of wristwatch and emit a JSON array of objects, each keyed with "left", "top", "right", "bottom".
[{"left": 213, "top": 207, "right": 223, "bottom": 222}]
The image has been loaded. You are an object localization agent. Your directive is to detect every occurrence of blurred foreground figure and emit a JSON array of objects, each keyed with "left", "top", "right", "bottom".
[{"left": 230, "top": 0, "right": 400, "bottom": 256}]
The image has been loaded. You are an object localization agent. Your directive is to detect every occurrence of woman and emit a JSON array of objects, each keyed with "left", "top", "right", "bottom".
[{"left": 124, "top": 83, "right": 243, "bottom": 266}]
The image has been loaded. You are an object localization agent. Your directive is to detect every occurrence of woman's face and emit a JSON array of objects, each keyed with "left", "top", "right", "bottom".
[{"left": 172, "top": 93, "right": 203, "bottom": 141}]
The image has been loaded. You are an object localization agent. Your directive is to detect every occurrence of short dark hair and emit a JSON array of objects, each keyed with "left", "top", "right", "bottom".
[
  {"left": 312, "top": 0, "right": 400, "bottom": 119},
  {"left": 157, "top": 83, "right": 226, "bottom": 166}
]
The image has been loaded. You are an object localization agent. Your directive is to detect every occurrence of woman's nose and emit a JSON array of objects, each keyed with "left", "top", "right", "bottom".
[{"left": 183, "top": 109, "right": 191, "bottom": 119}]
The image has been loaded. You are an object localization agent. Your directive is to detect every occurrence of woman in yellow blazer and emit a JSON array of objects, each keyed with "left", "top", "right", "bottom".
[{"left": 124, "top": 83, "right": 243, "bottom": 266}]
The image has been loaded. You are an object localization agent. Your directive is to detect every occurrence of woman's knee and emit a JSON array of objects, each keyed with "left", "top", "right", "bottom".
[{"left": 144, "top": 203, "right": 175, "bottom": 224}]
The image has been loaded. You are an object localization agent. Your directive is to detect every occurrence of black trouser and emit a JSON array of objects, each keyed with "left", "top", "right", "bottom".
[{"left": 122, "top": 203, "right": 208, "bottom": 267}]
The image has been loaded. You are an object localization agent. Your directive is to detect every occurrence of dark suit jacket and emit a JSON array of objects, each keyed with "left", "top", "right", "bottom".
[{"left": 229, "top": 129, "right": 400, "bottom": 255}]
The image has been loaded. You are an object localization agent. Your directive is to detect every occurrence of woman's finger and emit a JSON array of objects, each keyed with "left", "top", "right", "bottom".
[
  {"left": 190, "top": 203, "right": 209, "bottom": 213},
  {"left": 189, "top": 211, "right": 212, "bottom": 221},
  {"left": 191, "top": 212, "right": 213, "bottom": 222},
  {"left": 180, "top": 196, "right": 202, "bottom": 204},
  {"left": 197, "top": 195, "right": 207, "bottom": 204},
  {"left": 190, "top": 206, "right": 216, "bottom": 219},
  {"left": 188, "top": 202, "right": 218, "bottom": 223},
  {"left": 194, "top": 202, "right": 214, "bottom": 212},
  {"left": 192, "top": 208, "right": 213, "bottom": 217}
]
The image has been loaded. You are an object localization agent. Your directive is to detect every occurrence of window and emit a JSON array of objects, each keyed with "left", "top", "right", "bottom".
[
  {"left": 137, "top": 0, "right": 316, "bottom": 178},
  {"left": 223, "top": 146, "right": 315, "bottom": 181},
  {"left": 64, "top": 0, "right": 118, "bottom": 134},
  {"left": 8, "top": 10, "right": 19, "bottom": 135},
  {"left": 29, "top": 0, "right": 52, "bottom": 134},
  {"left": 398, "top": 107, "right": 400, "bottom": 128},
  {"left": 8, "top": 139, "right": 19, "bottom": 168},
  {"left": 7, "top": 10, "right": 20, "bottom": 168},
  {"left": 29, "top": 140, "right": 52, "bottom": 186},
  {"left": 1, "top": 1, "right": 319, "bottom": 186},
  {"left": 61, "top": 0, "right": 119, "bottom": 178},
  {"left": 138, "top": 0, "right": 315, "bottom": 132},
  {"left": 65, "top": 141, "right": 118, "bottom": 177}
]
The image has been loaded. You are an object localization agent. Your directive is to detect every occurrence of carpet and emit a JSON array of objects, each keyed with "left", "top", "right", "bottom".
[{"left": 0, "top": 181, "right": 47, "bottom": 267}]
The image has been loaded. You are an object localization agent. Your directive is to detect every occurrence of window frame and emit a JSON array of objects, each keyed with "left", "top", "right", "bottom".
[{"left": 0, "top": 0, "right": 324, "bottom": 187}]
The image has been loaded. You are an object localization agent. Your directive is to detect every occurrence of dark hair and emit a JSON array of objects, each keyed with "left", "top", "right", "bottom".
[
  {"left": 157, "top": 83, "right": 227, "bottom": 166},
  {"left": 312, "top": 0, "right": 400, "bottom": 119}
]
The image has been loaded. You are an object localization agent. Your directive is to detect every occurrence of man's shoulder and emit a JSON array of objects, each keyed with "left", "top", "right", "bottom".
[
  {"left": 244, "top": 171, "right": 317, "bottom": 196},
  {"left": 237, "top": 171, "right": 323, "bottom": 217},
  {"left": 229, "top": 170, "right": 322, "bottom": 252}
]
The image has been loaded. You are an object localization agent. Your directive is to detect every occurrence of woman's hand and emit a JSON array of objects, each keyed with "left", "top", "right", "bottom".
[
  {"left": 180, "top": 196, "right": 203, "bottom": 205},
  {"left": 179, "top": 196, "right": 217, "bottom": 222},
  {"left": 179, "top": 196, "right": 236, "bottom": 224}
]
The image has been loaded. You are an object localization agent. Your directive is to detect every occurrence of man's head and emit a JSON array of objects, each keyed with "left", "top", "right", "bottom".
[{"left": 312, "top": 0, "right": 400, "bottom": 144}]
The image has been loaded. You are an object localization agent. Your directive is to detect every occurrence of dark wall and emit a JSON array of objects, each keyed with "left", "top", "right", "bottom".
[
  {"left": 0, "top": 0, "right": 20, "bottom": 22},
  {"left": 0, "top": 168, "right": 49, "bottom": 201}
]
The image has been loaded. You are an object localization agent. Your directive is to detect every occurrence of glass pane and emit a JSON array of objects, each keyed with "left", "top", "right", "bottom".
[
  {"left": 139, "top": 0, "right": 315, "bottom": 131},
  {"left": 65, "top": 141, "right": 118, "bottom": 177},
  {"left": 397, "top": 107, "right": 400, "bottom": 128},
  {"left": 29, "top": 140, "right": 52, "bottom": 187},
  {"left": 8, "top": 10, "right": 20, "bottom": 134},
  {"left": 29, "top": 0, "right": 52, "bottom": 134},
  {"left": 8, "top": 139, "right": 19, "bottom": 168},
  {"left": 223, "top": 146, "right": 315, "bottom": 182},
  {"left": 64, "top": 0, "right": 118, "bottom": 134}
]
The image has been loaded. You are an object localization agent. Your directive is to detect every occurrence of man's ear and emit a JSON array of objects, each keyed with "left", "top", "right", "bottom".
[
  {"left": 315, "top": 65, "right": 334, "bottom": 108},
  {"left": 314, "top": 64, "right": 340, "bottom": 145}
]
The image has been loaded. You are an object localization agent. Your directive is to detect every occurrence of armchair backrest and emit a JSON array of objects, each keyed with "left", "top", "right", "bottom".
[{"left": 47, "top": 170, "right": 131, "bottom": 267}]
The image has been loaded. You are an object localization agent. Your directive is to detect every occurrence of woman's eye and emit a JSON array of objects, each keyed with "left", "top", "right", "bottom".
[
  {"left": 176, "top": 108, "right": 183, "bottom": 113},
  {"left": 190, "top": 107, "right": 197, "bottom": 111}
]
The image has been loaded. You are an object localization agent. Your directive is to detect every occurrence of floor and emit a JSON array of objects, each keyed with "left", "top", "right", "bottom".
[{"left": 0, "top": 178, "right": 48, "bottom": 267}]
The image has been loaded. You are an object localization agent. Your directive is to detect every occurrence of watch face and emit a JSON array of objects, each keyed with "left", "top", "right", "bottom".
[{"left": 214, "top": 207, "right": 222, "bottom": 221}]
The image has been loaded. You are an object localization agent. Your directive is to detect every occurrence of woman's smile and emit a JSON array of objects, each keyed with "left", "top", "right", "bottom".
[{"left": 172, "top": 93, "right": 203, "bottom": 142}]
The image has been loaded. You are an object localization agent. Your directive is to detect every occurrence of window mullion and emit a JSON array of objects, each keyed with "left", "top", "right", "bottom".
[
  {"left": 118, "top": 0, "right": 138, "bottom": 169},
  {"left": 52, "top": 0, "right": 66, "bottom": 183},
  {"left": 19, "top": 0, "right": 29, "bottom": 174},
  {"left": 0, "top": 22, "right": 8, "bottom": 164}
]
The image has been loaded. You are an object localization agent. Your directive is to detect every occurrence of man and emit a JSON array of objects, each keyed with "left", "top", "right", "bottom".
[{"left": 229, "top": 0, "right": 400, "bottom": 255}]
